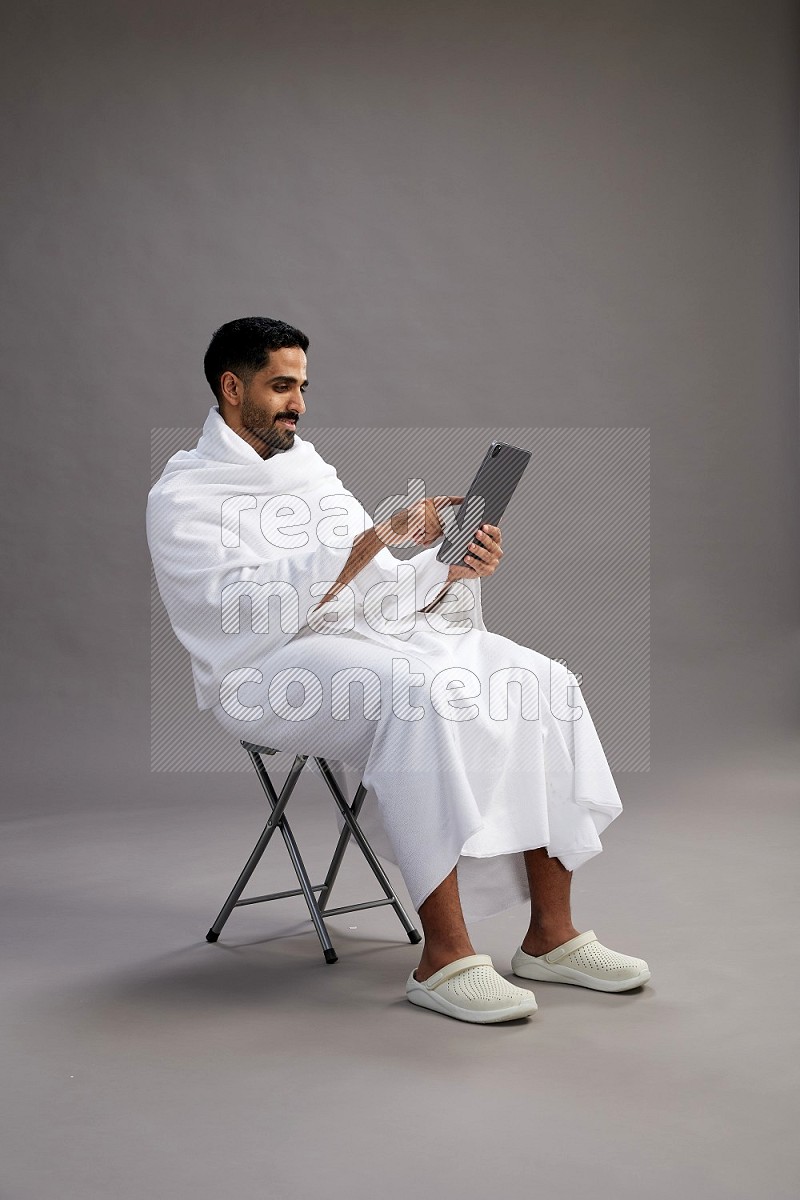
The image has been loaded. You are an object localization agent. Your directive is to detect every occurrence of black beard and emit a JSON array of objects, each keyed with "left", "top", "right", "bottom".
[{"left": 241, "top": 400, "right": 297, "bottom": 455}]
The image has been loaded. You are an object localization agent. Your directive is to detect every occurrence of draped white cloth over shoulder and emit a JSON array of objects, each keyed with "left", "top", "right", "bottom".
[{"left": 147, "top": 406, "right": 624, "bottom": 923}]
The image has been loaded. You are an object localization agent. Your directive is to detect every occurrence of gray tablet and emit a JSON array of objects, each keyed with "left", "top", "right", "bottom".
[{"left": 436, "top": 441, "right": 532, "bottom": 565}]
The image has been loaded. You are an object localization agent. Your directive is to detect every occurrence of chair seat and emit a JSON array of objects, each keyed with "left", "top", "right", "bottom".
[{"left": 240, "top": 740, "right": 279, "bottom": 755}]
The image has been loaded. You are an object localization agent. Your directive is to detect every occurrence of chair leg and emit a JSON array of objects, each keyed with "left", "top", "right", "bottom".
[
  {"left": 316, "top": 780, "right": 368, "bottom": 913},
  {"left": 206, "top": 751, "right": 337, "bottom": 962},
  {"left": 206, "top": 751, "right": 306, "bottom": 941},
  {"left": 314, "top": 757, "right": 422, "bottom": 945},
  {"left": 207, "top": 749, "right": 422, "bottom": 964},
  {"left": 273, "top": 812, "right": 338, "bottom": 964}
]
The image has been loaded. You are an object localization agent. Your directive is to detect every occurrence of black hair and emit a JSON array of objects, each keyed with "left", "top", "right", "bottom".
[{"left": 203, "top": 317, "right": 310, "bottom": 401}]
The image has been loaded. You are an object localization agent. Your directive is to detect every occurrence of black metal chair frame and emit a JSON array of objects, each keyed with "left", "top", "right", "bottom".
[{"left": 206, "top": 740, "right": 422, "bottom": 963}]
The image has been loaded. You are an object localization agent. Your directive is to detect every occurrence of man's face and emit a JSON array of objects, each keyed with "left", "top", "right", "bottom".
[{"left": 223, "top": 345, "right": 308, "bottom": 457}]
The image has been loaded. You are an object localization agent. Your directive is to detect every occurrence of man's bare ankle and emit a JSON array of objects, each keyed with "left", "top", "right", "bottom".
[
  {"left": 521, "top": 923, "right": 580, "bottom": 956},
  {"left": 415, "top": 943, "right": 476, "bottom": 982}
]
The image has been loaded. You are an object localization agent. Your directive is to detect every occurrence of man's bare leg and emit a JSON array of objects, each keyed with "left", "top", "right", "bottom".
[
  {"left": 414, "top": 848, "right": 581, "bottom": 980},
  {"left": 414, "top": 866, "right": 476, "bottom": 981},
  {"left": 520, "top": 847, "right": 580, "bottom": 956}
]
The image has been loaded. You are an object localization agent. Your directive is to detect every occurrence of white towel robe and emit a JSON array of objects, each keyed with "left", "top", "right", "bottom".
[{"left": 148, "top": 407, "right": 624, "bottom": 924}]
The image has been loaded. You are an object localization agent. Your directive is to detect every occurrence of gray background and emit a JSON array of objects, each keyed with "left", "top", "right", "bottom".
[
  {"left": 2, "top": 0, "right": 798, "bottom": 804},
  {"left": 2, "top": 2, "right": 798, "bottom": 1198}
]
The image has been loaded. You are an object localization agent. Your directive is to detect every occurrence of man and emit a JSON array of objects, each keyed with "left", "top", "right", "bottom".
[{"left": 147, "top": 316, "right": 650, "bottom": 1025}]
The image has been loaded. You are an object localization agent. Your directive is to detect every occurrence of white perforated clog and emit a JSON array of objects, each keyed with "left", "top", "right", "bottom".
[
  {"left": 511, "top": 930, "right": 650, "bottom": 992},
  {"left": 406, "top": 953, "right": 538, "bottom": 1023}
]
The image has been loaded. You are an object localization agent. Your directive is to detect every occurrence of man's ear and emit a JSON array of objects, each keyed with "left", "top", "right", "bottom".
[{"left": 219, "top": 370, "right": 243, "bottom": 407}]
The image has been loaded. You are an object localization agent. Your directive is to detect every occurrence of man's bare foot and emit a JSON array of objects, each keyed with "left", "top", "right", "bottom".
[
  {"left": 520, "top": 924, "right": 581, "bottom": 958},
  {"left": 414, "top": 943, "right": 476, "bottom": 982}
]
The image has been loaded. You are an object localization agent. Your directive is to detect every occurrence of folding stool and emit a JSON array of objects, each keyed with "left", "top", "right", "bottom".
[{"left": 206, "top": 740, "right": 422, "bottom": 963}]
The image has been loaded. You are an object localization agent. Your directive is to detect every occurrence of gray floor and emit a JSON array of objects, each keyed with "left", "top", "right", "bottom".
[{"left": 3, "top": 735, "right": 799, "bottom": 1200}]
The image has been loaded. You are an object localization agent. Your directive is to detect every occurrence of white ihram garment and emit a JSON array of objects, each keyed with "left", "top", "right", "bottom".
[{"left": 146, "top": 406, "right": 623, "bottom": 923}]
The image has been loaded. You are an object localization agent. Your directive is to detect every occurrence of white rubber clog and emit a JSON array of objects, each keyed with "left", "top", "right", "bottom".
[
  {"left": 511, "top": 930, "right": 650, "bottom": 992},
  {"left": 406, "top": 953, "right": 538, "bottom": 1023}
]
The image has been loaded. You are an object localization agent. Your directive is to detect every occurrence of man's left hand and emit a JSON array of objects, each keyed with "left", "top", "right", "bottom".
[{"left": 446, "top": 523, "right": 503, "bottom": 583}]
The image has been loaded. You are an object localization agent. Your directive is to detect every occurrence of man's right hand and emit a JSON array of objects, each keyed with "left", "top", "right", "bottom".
[
  {"left": 375, "top": 496, "right": 464, "bottom": 549},
  {"left": 315, "top": 496, "right": 464, "bottom": 610}
]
